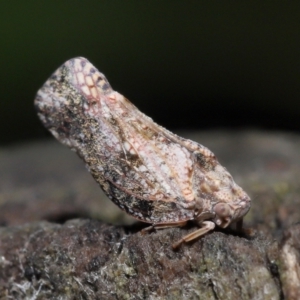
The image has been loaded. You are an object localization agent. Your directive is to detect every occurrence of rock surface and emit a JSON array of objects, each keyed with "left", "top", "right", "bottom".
[{"left": 1, "top": 130, "right": 300, "bottom": 299}]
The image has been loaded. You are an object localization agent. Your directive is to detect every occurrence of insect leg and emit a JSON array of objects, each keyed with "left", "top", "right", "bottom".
[
  {"left": 141, "top": 221, "right": 187, "bottom": 234},
  {"left": 235, "top": 218, "right": 254, "bottom": 236},
  {"left": 236, "top": 218, "right": 243, "bottom": 231},
  {"left": 172, "top": 221, "right": 215, "bottom": 249}
]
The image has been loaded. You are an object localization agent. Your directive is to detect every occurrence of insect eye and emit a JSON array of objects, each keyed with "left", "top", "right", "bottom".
[
  {"left": 214, "top": 203, "right": 231, "bottom": 217},
  {"left": 214, "top": 203, "right": 232, "bottom": 228}
]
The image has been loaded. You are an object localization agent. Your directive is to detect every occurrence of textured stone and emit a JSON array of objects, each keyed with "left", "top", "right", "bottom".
[
  {"left": 0, "top": 220, "right": 280, "bottom": 300},
  {"left": 279, "top": 224, "right": 300, "bottom": 300}
]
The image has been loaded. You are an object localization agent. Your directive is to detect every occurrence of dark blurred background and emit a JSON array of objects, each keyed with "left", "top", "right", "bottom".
[{"left": 1, "top": 1, "right": 300, "bottom": 146}]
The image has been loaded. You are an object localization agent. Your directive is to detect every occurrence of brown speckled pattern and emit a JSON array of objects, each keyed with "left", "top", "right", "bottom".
[{"left": 34, "top": 57, "right": 251, "bottom": 245}]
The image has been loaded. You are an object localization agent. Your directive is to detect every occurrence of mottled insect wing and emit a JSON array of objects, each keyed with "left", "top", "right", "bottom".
[{"left": 35, "top": 57, "right": 251, "bottom": 248}]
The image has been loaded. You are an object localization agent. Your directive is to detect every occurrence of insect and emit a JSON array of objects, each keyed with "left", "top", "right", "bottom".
[{"left": 35, "top": 57, "right": 251, "bottom": 248}]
